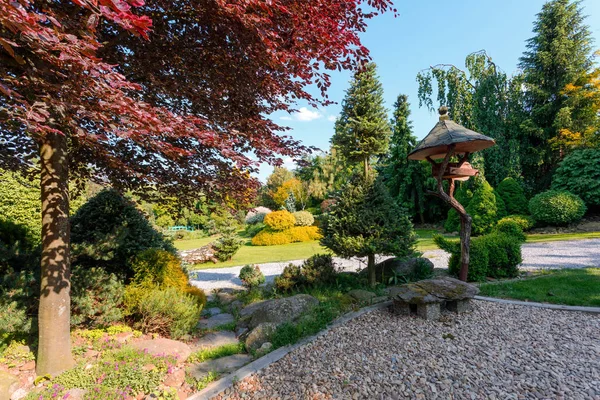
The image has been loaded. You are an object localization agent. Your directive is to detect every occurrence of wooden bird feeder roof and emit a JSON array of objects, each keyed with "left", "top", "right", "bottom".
[{"left": 408, "top": 107, "right": 495, "bottom": 160}]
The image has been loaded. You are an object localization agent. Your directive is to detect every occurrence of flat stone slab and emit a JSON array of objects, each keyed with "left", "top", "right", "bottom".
[
  {"left": 188, "top": 354, "right": 252, "bottom": 380},
  {"left": 130, "top": 338, "right": 191, "bottom": 364},
  {"left": 193, "top": 331, "right": 239, "bottom": 351},
  {"left": 388, "top": 277, "right": 478, "bottom": 304},
  {"left": 198, "top": 313, "right": 235, "bottom": 330}
]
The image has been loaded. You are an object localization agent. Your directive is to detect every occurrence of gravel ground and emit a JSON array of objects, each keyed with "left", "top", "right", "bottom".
[
  {"left": 215, "top": 302, "right": 600, "bottom": 400},
  {"left": 189, "top": 239, "right": 600, "bottom": 291}
]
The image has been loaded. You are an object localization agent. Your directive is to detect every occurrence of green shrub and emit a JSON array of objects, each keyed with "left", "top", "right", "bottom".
[
  {"left": 494, "top": 192, "right": 507, "bottom": 220},
  {"left": 496, "top": 178, "right": 529, "bottom": 215},
  {"left": 0, "top": 219, "right": 39, "bottom": 275},
  {"left": 481, "top": 234, "right": 522, "bottom": 279},
  {"left": 213, "top": 215, "right": 243, "bottom": 261},
  {"left": 552, "top": 148, "right": 600, "bottom": 207},
  {"left": 243, "top": 222, "right": 266, "bottom": 238},
  {"left": 130, "top": 249, "right": 188, "bottom": 291},
  {"left": 70, "top": 265, "right": 125, "bottom": 328},
  {"left": 184, "top": 285, "right": 207, "bottom": 309},
  {"left": 0, "top": 270, "right": 37, "bottom": 350},
  {"left": 245, "top": 207, "right": 272, "bottom": 224},
  {"left": 274, "top": 264, "right": 303, "bottom": 292},
  {"left": 443, "top": 183, "right": 473, "bottom": 233},
  {"left": 0, "top": 169, "right": 42, "bottom": 244},
  {"left": 239, "top": 265, "right": 265, "bottom": 288},
  {"left": 301, "top": 254, "right": 337, "bottom": 286},
  {"left": 445, "top": 237, "right": 489, "bottom": 282},
  {"left": 466, "top": 179, "right": 498, "bottom": 235},
  {"left": 529, "top": 190, "right": 587, "bottom": 225},
  {"left": 264, "top": 210, "right": 296, "bottom": 231},
  {"left": 251, "top": 226, "right": 321, "bottom": 246},
  {"left": 292, "top": 211, "right": 315, "bottom": 227},
  {"left": 498, "top": 215, "right": 536, "bottom": 231},
  {"left": 71, "top": 189, "right": 176, "bottom": 279},
  {"left": 493, "top": 220, "right": 526, "bottom": 243},
  {"left": 126, "top": 287, "right": 202, "bottom": 339}
]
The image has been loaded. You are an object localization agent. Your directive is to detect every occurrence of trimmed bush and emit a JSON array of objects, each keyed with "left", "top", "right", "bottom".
[
  {"left": 444, "top": 184, "right": 472, "bottom": 233},
  {"left": 498, "top": 215, "right": 536, "bottom": 231},
  {"left": 441, "top": 237, "right": 489, "bottom": 282},
  {"left": 239, "top": 264, "right": 265, "bottom": 288},
  {"left": 529, "top": 190, "right": 586, "bottom": 226},
  {"left": 552, "top": 148, "right": 600, "bottom": 207},
  {"left": 130, "top": 249, "right": 188, "bottom": 291},
  {"left": 243, "top": 222, "right": 266, "bottom": 238},
  {"left": 301, "top": 254, "right": 337, "bottom": 285},
  {"left": 494, "top": 192, "right": 507, "bottom": 220},
  {"left": 466, "top": 179, "right": 498, "bottom": 236},
  {"left": 496, "top": 178, "right": 528, "bottom": 215},
  {"left": 126, "top": 286, "right": 202, "bottom": 339},
  {"left": 482, "top": 234, "right": 522, "bottom": 279},
  {"left": 71, "top": 265, "right": 125, "bottom": 328},
  {"left": 274, "top": 264, "right": 303, "bottom": 292},
  {"left": 251, "top": 226, "right": 321, "bottom": 246},
  {"left": 71, "top": 189, "right": 176, "bottom": 279},
  {"left": 292, "top": 211, "right": 315, "bottom": 227},
  {"left": 245, "top": 207, "right": 272, "bottom": 224},
  {"left": 493, "top": 220, "right": 526, "bottom": 243},
  {"left": 264, "top": 210, "right": 296, "bottom": 231},
  {"left": 184, "top": 285, "right": 207, "bottom": 309}
]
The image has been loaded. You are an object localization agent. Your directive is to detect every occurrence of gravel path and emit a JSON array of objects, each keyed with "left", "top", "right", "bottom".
[
  {"left": 189, "top": 239, "right": 600, "bottom": 291},
  {"left": 215, "top": 302, "right": 600, "bottom": 400}
]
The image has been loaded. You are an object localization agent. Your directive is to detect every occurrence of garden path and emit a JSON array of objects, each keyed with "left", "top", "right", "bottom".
[{"left": 189, "top": 238, "right": 600, "bottom": 292}]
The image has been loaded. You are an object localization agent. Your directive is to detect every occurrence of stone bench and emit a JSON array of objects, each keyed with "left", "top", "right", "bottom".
[{"left": 387, "top": 277, "right": 479, "bottom": 321}]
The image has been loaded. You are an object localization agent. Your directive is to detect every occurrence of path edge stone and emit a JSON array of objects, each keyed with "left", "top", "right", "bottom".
[
  {"left": 186, "top": 301, "right": 393, "bottom": 400},
  {"left": 474, "top": 295, "right": 600, "bottom": 313}
]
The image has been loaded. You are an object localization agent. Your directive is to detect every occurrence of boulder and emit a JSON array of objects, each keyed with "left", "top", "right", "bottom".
[
  {"left": 255, "top": 342, "right": 273, "bottom": 357},
  {"left": 248, "top": 294, "right": 319, "bottom": 329},
  {"left": 130, "top": 338, "right": 192, "bottom": 364},
  {"left": 164, "top": 369, "right": 186, "bottom": 388},
  {"left": 198, "top": 313, "right": 235, "bottom": 330},
  {"left": 363, "top": 257, "right": 434, "bottom": 283},
  {"left": 0, "top": 371, "right": 18, "bottom": 400},
  {"left": 347, "top": 289, "right": 376, "bottom": 302},
  {"left": 245, "top": 322, "right": 278, "bottom": 352},
  {"left": 388, "top": 277, "right": 479, "bottom": 304},
  {"left": 239, "top": 300, "right": 273, "bottom": 319},
  {"left": 179, "top": 244, "right": 218, "bottom": 264}
]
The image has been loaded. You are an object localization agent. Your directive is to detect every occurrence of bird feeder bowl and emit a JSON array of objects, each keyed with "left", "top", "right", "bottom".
[
  {"left": 408, "top": 107, "right": 495, "bottom": 161},
  {"left": 431, "top": 161, "right": 478, "bottom": 181}
]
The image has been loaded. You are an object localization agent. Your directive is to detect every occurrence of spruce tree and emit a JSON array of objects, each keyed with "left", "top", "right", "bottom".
[
  {"left": 519, "top": 0, "right": 596, "bottom": 188},
  {"left": 331, "top": 63, "right": 391, "bottom": 179},
  {"left": 383, "top": 94, "right": 430, "bottom": 223}
]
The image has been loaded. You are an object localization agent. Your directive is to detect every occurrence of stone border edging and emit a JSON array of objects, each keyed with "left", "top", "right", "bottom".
[
  {"left": 186, "top": 300, "right": 393, "bottom": 400},
  {"left": 474, "top": 295, "right": 600, "bottom": 313}
]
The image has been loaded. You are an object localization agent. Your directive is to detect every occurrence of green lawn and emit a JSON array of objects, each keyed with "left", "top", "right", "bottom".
[
  {"left": 525, "top": 231, "right": 600, "bottom": 243},
  {"left": 478, "top": 268, "right": 600, "bottom": 307}
]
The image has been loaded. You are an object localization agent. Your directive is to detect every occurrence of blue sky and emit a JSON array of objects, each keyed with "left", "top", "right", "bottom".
[{"left": 257, "top": 0, "right": 600, "bottom": 181}]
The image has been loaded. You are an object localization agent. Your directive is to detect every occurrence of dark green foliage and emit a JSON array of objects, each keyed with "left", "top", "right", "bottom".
[
  {"left": 71, "top": 189, "right": 176, "bottom": 279},
  {"left": 496, "top": 178, "right": 529, "bottom": 215},
  {"left": 493, "top": 220, "right": 526, "bottom": 243},
  {"left": 498, "top": 215, "right": 536, "bottom": 231},
  {"left": 331, "top": 63, "right": 391, "bottom": 174},
  {"left": 242, "top": 222, "right": 266, "bottom": 238},
  {"left": 494, "top": 192, "right": 507, "bottom": 220},
  {"left": 482, "top": 234, "right": 522, "bottom": 279},
  {"left": 320, "top": 176, "right": 416, "bottom": 265},
  {"left": 518, "top": 0, "right": 596, "bottom": 188},
  {"left": 0, "top": 270, "right": 37, "bottom": 349},
  {"left": 70, "top": 266, "right": 125, "bottom": 328},
  {"left": 300, "top": 254, "right": 337, "bottom": 286},
  {"left": 239, "top": 265, "right": 265, "bottom": 289},
  {"left": 552, "top": 149, "right": 600, "bottom": 207},
  {"left": 213, "top": 214, "right": 243, "bottom": 262},
  {"left": 0, "top": 169, "right": 42, "bottom": 244},
  {"left": 466, "top": 178, "right": 498, "bottom": 236},
  {"left": 0, "top": 219, "right": 39, "bottom": 275},
  {"left": 529, "top": 190, "right": 587, "bottom": 225},
  {"left": 442, "top": 237, "right": 489, "bottom": 282},
  {"left": 274, "top": 264, "right": 303, "bottom": 292},
  {"left": 444, "top": 183, "right": 472, "bottom": 233}
]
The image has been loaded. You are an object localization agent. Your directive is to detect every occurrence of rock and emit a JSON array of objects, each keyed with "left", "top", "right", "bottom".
[
  {"left": 229, "top": 300, "right": 244, "bottom": 313},
  {"left": 114, "top": 331, "right": 134, "bottom": 343},
  {"left": 239, "top": 300, "right": 273, "bottom": 319},
  {"left": 235, "top": 327, "right": 249, "bottom": 339},
  {"left": 179, "top": 244, "right": 218, "bottom": 264},
  {"left": 188, "top": 354, "right": 252, "bottom": 380},
  {"left": 248, "top": 294, "right": 318, "bottom": 329},
  {"left": 371, "top": 296, "right": 389, "bottom": 304},
  {"left": 198, "top": 313, "right": 235, "bottom": 330},
  {"left": 18, "top": 361, "right": 35, "bottom": 371},
  {"left": 130, "top": 339, "right": 192, "bottom": 364},
  {"left": 164, "top": 369, "right": 186, "bottom": 388},
  {"left": 245, "top": 323, "right": 278, "bottom": 352},
  {"left": 389, "top": 277, "right": 479, "bottom": 304},
  {"left": 255, "top": 342, "right": 273, "bottom": 357},
  {"left": 217, "top": 292, "right": 236, "bottom": 305},
  {"left": 347, "top": 289, "right": 376, "bottom": 302},
  {"left": 10, "top": 388, "right": 27, "bottom": 400},
  {"left": 363, "top": 257, "right": 434, "bottom": 283},
  {"left": 84, "top": 349, "right": 100, "bottom": 359},
  {"left": 0, "top": 372, "right": 18, "bottom": 400},
  {"left": 194, "top": 331, "right": 238, "bottom": 350},
  {"left": 202, "top": 307, "right": 223, "bottom": 317}
]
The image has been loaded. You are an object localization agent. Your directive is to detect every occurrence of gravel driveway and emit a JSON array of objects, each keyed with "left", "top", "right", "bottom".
[
  {"left": 189, "top": 239, "right": 600, "bottom": 291},
  {"left": 215, "top": 301, "right": 600, "bottom": 400}
]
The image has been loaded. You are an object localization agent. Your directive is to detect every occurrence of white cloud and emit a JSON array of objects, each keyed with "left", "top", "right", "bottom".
[
  {"left": 327, "top": 115, "right": 337, "bottom": 122},
  {"left": 280, "top": 116, "right": 292, "bottom": 121},
  {"left": 280, "top": 107, "right": 322, "bottom": 122}
]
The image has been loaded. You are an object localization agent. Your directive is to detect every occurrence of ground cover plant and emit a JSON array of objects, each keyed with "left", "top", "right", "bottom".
[{"left": 478, "top": 268, "right": 600, "bottom": 307}]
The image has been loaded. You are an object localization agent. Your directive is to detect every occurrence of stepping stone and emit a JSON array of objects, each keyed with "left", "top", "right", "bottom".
[
  {"left": 193, "top": 331, "right": 238, "bottom": 351},
  {"left": 198, "top": 313, "right": 235, "bottom": 330},
  {"left": 130, "top": 338, "right": 192, "bottom": 364},
  {"left": 202, "top": 307, "right": 223, "bottom": 317},
  {"left": 347, "top": 289, "right": 376, "bottom": 302},
  {"left": 188, "top": 354, "right": 252, "bottom": 380}
]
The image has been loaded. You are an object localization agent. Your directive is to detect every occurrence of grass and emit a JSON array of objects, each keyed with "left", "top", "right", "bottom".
[
  {"left": 478, "top": 268, "right": 600, "bottom": 307},
  {"left": 188, "top": 343, "right": 245, "bottom": 364},
  {"left": 525, "top": 231, "right": 600, "bottom": 243}
]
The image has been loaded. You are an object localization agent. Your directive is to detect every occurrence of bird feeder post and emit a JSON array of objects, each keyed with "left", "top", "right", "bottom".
[{"left": 408, "top": 106, "right": 495, "bottom": 282}]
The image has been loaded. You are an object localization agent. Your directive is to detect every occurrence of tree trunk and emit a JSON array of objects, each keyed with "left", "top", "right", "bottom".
[
  {"left": 363, "top": 156, "right": 369, "bottom": 180},
  {"left": 367, "top": 253, "right": 376, "bottom": 287},
  {"left": 459, "top": 213, "right": 472, "bottom": 282},
  {"left": 37, "top": 132, "right": 74, "bottom": 376}
]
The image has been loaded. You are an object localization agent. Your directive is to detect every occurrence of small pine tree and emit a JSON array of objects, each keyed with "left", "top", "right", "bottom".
[
  {"left": 466, "top": 178, "right": 498, "bottom": 236},
  {"left": 496, "top": 178, "right": 528, "bottom": 215},
  {"left": 331, "top": 63, "right": 391, "bottom": 179},
  {"left": 320, "top": 175, "right": 416, "bottom": 286},
  {"left": 213, "top": 214, "right": 243, "bottom": 262}
]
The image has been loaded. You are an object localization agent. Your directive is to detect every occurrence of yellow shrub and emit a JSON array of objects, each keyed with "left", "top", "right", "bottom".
[
  {"left": 252, "top": 226, "right": 321, "bottom": 246},
  {"left": 130, "top": 249, "right": 188, "bottom": 291},
  {"left": 263, "top": 210, "right": 296, "bottom": 231},
  {"left": 184, "top": 285, "right": 207, "bottom": 308}
]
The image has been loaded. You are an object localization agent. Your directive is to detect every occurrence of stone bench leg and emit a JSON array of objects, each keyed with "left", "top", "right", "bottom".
[
  {"left": 392, "top": 300, "right": 411, "bottom": 315},
  {"left": 416, "top": 303, "right": 441, "bottom": 321},
  {"left": 446, "top": 299, "right": 471, "bottom": 313}
]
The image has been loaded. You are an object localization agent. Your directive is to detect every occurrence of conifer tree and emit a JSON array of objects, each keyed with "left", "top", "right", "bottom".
[{"left": 332, "top": 63, "right": 391, "bottom": 179}]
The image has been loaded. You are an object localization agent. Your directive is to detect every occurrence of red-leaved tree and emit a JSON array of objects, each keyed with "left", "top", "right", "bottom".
[{"left": 0, "top": 0, "right": 394, "bottom": 375}]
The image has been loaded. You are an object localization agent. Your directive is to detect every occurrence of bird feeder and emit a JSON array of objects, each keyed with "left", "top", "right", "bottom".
[{"left": 408, "top": 106, "right": 495, "bottom": 282}]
